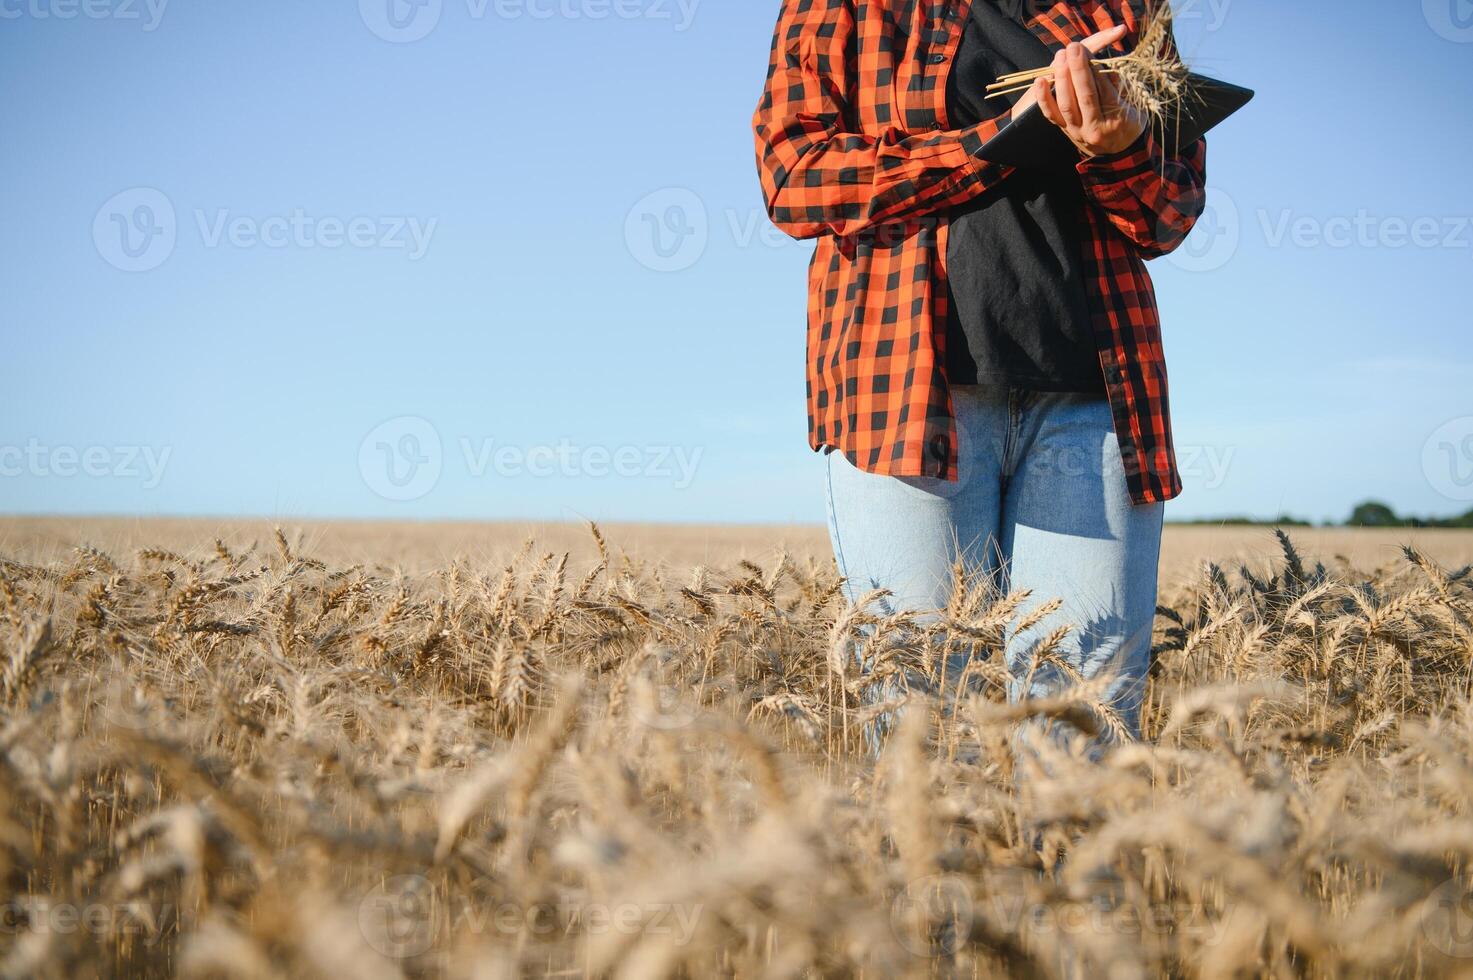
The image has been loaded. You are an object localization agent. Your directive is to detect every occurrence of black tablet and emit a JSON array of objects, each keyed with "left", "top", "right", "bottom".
[{"left": 979, "top": 73, "right": 1255, "bottom": 169}]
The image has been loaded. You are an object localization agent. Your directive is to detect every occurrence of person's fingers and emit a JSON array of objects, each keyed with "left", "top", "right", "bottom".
[
  {"left": 1081, "top": 23, "right": 1127, "bottom": 54},
  {"left": 1036, "top": 77, "right": 1065, "bottom": 130},
  {"left": 1052, "top": 51, "right": 1081, "bottom": 129},
  {"left": 1012, "top": 76, "right": 1043, "bottom": 117},
  {"left": 1067, "top": 42, "right": 1102, "bottom": 129},
  {"left": 1094, "top": 69, "right": 1125, "bottom": 120}
]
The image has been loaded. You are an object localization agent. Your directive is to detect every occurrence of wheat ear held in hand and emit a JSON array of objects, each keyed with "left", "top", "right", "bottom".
[{"left": 985, "top": 1, "right": 1190, "bottom": 136}]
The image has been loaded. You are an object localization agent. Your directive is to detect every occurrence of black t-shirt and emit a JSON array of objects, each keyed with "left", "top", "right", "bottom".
[{"left": 943, "top": 0, "right": 1105, "bottom": 394}]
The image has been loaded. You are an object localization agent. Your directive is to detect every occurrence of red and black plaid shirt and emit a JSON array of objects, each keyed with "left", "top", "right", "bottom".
[{"left": 752, "top": 0, "right": 1207, "bottom": 505}]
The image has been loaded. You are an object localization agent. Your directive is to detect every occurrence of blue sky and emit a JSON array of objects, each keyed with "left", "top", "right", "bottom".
[{"left": 1, "top": 0, "right": 1471, "bottom": 525}]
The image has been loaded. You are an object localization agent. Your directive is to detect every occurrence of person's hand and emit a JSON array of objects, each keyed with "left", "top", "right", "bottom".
[
  {"left": 1032, "top": 29, "right": 1148, "bottom": 158},
  {"left": 1011, "top": 24, "right": 1128, "bottom": 121}
]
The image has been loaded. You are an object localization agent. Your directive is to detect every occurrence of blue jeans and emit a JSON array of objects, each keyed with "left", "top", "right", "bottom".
[{"left": 823, "top": 386, "right": 1164, "bottom": 743}]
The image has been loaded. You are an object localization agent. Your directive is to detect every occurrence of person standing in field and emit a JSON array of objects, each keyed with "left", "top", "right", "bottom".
[{"left": 752, "top": 0, "right": 1206, "bottom": 742}]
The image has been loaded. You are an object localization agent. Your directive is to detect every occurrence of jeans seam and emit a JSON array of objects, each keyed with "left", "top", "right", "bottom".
[
  {"left": 1002, "top": 387, "right": 1021, "bottom": 483},
  {"left": 824, "top": 452, "right": 854, "bottom": 588}
]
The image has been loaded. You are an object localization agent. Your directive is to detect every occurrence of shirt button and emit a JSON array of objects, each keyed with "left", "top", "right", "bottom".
[{"left": 929, "top": 53, "right": 946, "bottom": 65}]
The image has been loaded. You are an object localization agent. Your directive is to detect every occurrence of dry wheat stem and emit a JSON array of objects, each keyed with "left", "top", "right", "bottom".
[
  {"left": 985, "top": 2, "right": 1190, "bottom": 138},
  {"left": 0, "top": 520, "right": 1470, "bottom": 977}
]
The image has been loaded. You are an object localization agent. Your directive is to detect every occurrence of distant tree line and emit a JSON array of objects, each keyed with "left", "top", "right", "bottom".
[
  {"left": 1344, "top": 502, "right": 1473, "bottom": 529},
  {"left": 1171, "top": 503, "right": 1473, "bottom": 529}
]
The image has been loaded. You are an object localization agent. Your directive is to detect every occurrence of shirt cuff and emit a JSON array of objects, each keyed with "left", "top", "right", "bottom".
[
  {"left": 957, "top": 117, "right": 1007, "bottom": 162},
  {"left": 1075, "top": 130, "right": 1155, "bottom": 183}
]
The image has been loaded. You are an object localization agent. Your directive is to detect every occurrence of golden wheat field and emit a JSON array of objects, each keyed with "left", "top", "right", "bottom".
[{"left": 3, "top": 516, "right": 1473, "bottom": 979}]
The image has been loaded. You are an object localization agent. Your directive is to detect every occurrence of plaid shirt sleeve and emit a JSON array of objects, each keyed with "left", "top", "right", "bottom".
[
  {"left": 753, "top": 0, "right": 1012, "bottom": 240},
  {"left": 1072, "top": 7, "right": 1208, "bottom": 260},
  {"left": 1076, "top": 130, "right": 1207, "bottom": 259}
]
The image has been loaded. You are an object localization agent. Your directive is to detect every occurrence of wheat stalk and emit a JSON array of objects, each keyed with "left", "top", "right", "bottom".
[
  {"left": 1, "top": 520, "right": 1471, "bottom": 977},
  {"left": 986, "top": 2, "right": 1191, "bottom": 138}
]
